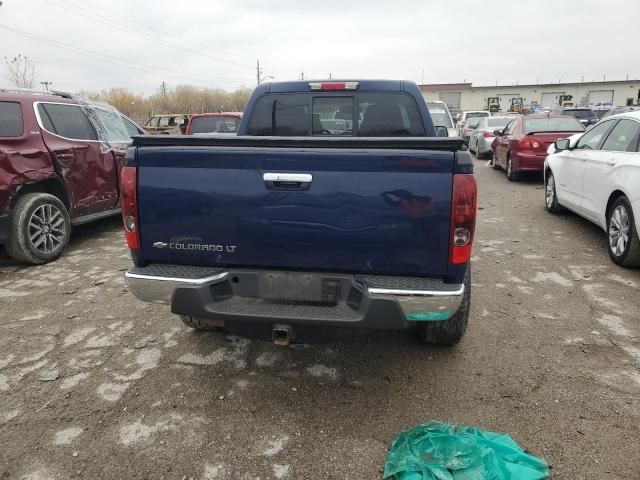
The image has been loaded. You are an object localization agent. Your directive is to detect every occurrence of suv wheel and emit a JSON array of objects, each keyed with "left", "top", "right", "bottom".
[
  {"left": 6, "top": 193, "right": 71, "bottom": 264},
  {"left": 544, "top": 171, "right": 562, "bottom": 213},
  {"left": 416, "top": 267, "right": 470, "bottom": 346},
  {"left": 607, "top": 196, "right": 640, "bottom": 267}
]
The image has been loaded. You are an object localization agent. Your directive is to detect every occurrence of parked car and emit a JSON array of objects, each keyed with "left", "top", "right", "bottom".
[
  {"left": 600, "top": 106, "right": 639, "bottom": 120},
  {"left": 185, "top": 112, "right": 242, "bottom": 135},
  {"left": 554, "top": 107, "right": 598, "bottom": 128},
  {"left": 458, "top": 116, "right": 485, "bottom": 143},
  {"left": 456, "top": 110, "right": 490, "bottom": 135},
  {"left": 468, "top": 116, "right": 515, "bottom": 159},
  {"left": 426, "top": 100, "right": 457, "bottom": 137},
  {"left": 0, "top": 91, "right": 145, "bottom": 264},
  {"left": 123, "top": 80, "right": 476, "bottom": 347},
  {"left": 544, "top": 111, "right": 640, "bottom": 267},
  {"left": 491, "top": 114, "right": 584, "bottom": 181},
  {"left": 143, "top": 114, "right": 189, "bottom": 135}
]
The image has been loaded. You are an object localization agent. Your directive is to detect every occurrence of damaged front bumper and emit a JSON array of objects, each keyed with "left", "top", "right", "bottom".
[{"left": 124, "top": 265, "right": 465, "bottom": 329}]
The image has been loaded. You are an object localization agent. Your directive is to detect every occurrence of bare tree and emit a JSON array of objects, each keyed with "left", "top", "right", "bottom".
[{"left": 4, "top": 54, "right": 37, "bottom": 89}]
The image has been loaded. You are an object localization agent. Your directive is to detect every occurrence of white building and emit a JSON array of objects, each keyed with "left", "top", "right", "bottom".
[{"left": 420, "top": 80, "right": 640, "bottom": 116}]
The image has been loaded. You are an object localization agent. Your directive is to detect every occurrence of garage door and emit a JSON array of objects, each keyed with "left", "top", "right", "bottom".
[
  {"left": 541, "top": 92, "right": 565, "bottom": 108},
  {"left": 438, "top": 92, "right": 461, "bottom": 117},
  {"left": 588, "top": 90, "right": 614, "bottom": 106},
  {"left": 497, "top": 94, "right": 519, "bottom": 112}
]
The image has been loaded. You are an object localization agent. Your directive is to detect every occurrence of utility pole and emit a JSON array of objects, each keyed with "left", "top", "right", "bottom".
[
  {"left": 300, "top": 72, "right": 304, "bottom": 80},
  {"left": 329, "top": 73, "right": 332, "bottom": 80},
  {"left": 161, "top": 81, "right": 167, "bottom": 98},
  {"left": 40, "top": 81, "right": 52, "bottom": 92},
  {"left": 256, "top": 60, "right": 262, "bottom": 85}
]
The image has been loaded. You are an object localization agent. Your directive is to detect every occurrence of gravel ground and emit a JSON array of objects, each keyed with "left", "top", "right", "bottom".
[{"left": 1, "top": 156, "right": 639, "bottom": 479}]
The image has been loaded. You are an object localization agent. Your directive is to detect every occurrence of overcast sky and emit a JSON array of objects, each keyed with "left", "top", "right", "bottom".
[{"left": 1, "top": 0, "right": 639, "bottom": 95}]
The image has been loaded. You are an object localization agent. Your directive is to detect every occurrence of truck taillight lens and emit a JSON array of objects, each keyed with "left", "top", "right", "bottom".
[
  {"left": 482, "top": 132, "right": 494, "bottom": 139},
  {"left": 450, "top": 174, "right": 477, "bottom": 265},
  {"left": 120, "top": 166, "right": 140, "bottom": 250},
  {"left": 519, "top": 138, "right": 540, "bottom": 150}
]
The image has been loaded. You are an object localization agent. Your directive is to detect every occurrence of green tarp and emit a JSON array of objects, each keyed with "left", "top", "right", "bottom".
[{"left": 384, "top": 421, "right": 549, "bottom": 480}]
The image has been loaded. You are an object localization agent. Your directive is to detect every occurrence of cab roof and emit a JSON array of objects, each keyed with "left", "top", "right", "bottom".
[{"left": 254, "top": 79, "right": 411, "bottom": 95}]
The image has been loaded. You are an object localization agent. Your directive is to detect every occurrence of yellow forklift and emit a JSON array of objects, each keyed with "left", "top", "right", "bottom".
[
  {"left": 487, "top": 97, "right": 500, "bottom": 113},
  {"left": 509, "top": 97, "right": 523, "bottom": 113},
  {"left": 559, "top": 95, "right": 574, "bottom": 107}
]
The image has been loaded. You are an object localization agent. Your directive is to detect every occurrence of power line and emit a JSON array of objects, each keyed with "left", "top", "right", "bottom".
[
  {"left": 76, "top": 0, "right": 257, "bottom": 62},
  {"left": 51, "top": 0, "right": 303, "bottom": 76},
  {"left": 0, "top": 23, "right": 255, "bottom": 85},
  {"left": 41, "top": 0, "right": 257, "bottom": 70}
]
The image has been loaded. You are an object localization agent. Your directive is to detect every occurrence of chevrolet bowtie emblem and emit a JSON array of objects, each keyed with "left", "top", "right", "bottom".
[{"left": 153, "top": 242, "right": 168, "bottom": 249}]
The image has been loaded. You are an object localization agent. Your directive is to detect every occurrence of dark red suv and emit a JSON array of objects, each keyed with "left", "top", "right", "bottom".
[{"left": 0, "top": 91, "right": 145, "bottom": 264}]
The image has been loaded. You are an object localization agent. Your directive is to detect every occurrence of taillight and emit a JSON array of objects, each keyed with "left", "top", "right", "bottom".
[
  {"left": 450, "top": 174, "right": 477, "bottom": 265},
  {"left": 120, "top": 166, "right": 140, "bottom": 250},
  {"left": 519, "top": 138, "right": 540, "bottom": 150},
  {"left": 308, "top": 81, "right": 359, "bottom": 91},
  {"left": 482, "top": 132, "right": 494, "bottom": 139}
]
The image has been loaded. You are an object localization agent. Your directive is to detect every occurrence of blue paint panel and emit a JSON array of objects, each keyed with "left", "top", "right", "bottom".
[{"left": 137, "top": 146, "right": 454, "bottom": 278}]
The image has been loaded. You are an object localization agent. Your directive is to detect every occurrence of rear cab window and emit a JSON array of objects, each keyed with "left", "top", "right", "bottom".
[
  {"left": 0, "top": 101, "right": 24, "bottom": 137},
  {"left": 426, "top": 103, "right": 453, "bottom": 129},
  {"left": 190, "top": 116, "right": 240, "bottom": 134},
  {"left": 247, "top": 92, "right": 425, "bottom": 137},
  {"left": 466, "top": 112, "right": 489, "bottom": 120}
]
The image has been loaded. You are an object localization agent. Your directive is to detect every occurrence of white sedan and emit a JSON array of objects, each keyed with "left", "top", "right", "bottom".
[{"left": 544, "top": 111, "right": 640, "bottom": 267}]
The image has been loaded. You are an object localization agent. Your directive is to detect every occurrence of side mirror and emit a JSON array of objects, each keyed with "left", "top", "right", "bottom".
[
  {"left": 493, "top": 130, "right": 502, "bottom": 136},
  {"left": 554, "top": 138, "right": 570, "bottom": 151},
  {"left": 435, "top": 126, "right": 449, "bottom": 137}
]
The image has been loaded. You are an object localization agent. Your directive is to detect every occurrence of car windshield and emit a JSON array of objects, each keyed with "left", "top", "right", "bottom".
[
  {"left": 189, "top": 116, "right": 240, "bottom": 134},
  {"left": 563, "top": 109, "right": 595, "bottom": 119},
  {"left": 524, "top": 117, "right": 585, "bottom": 133},
  {"left": 487, "top": 118, "right": 512, "bottom": 128},
  {"left": 427, "top": 103, "right": 452, "bottom": 128}
]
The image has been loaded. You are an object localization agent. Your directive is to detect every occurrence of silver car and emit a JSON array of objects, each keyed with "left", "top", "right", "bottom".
[{"left": 468, "top": 116, "right": 515, "bottom": 159}]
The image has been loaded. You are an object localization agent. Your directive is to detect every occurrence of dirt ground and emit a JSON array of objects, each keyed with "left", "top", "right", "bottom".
[{"left": 1, "top": 157, "right": 639, "bottom": 479}]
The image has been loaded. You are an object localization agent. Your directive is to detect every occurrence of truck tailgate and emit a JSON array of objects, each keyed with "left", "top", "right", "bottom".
[{"left": 135, "top": 140, "right": 457, "bottom": 278}]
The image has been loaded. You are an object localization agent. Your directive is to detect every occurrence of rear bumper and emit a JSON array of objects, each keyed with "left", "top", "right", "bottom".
[
  {"left": 125, "top": 265, "right": 465, "bottom": 329},
  {"left": 514, "top": 152, "right": 546, "bottom": 172}
]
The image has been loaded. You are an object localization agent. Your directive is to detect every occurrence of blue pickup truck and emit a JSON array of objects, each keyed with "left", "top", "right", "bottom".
[{"left": 122, "top": 80, "right": 477, "bottom": 346}]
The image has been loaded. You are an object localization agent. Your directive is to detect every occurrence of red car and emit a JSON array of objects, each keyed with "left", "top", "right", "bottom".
[
  {"left": 0, "top": 91, "right": 145, "bottom": 264},
  {"left": 491, "top": 114, "right": 584, "bottom": 181},
  {"left": 185, "top": 112, "right": 242, "bottom": 135}
]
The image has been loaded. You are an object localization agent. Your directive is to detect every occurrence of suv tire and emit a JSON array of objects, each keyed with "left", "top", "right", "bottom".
[
  {"left": 606, "top": 196, "right": 640, "bottom": 267},
  {"left": 6, "top": 193, "right": 71, "bottom": 265},
  {"left": 416, "top": 267, "right": 470, "bottom": 346},
  {"left": 544, "top": 170, "right": 562, "bottom": 213}
]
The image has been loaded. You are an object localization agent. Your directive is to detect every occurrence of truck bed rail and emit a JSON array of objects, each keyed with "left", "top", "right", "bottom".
[{"left": 132, "top": 135, "right": 466, "bottom": 151}]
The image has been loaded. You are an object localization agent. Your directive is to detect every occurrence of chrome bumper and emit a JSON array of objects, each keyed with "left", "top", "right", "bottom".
[
  {"left": 366, "top": 284, "right": 464, "bottom": 320},
  {"left": 125, "top": 270, "right": 228, "bottom": 304},
  {"left": 125, "top": 266, "right": 465, "bottom": 323}
]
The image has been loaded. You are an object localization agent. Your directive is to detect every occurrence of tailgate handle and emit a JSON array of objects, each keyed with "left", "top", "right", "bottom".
[{"left": 263, "top": 172, "right": 312, "bottom": 191}]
